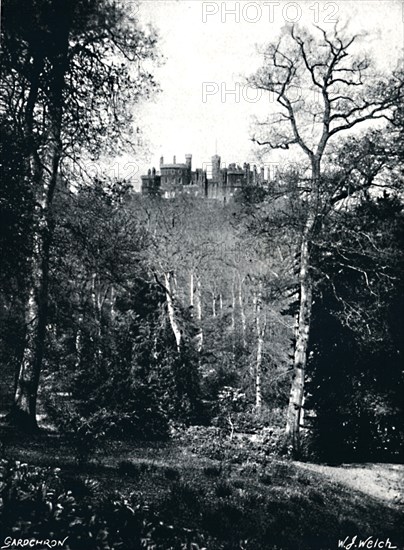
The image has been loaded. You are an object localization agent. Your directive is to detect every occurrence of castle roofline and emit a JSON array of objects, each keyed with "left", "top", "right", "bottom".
[{"left": 161, "top": 163, "right": 188, "bottom": 169}]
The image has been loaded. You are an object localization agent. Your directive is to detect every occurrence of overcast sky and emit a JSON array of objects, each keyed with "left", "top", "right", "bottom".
[{"left": 126, "top": 0, "right": 403, "bottom": 186}]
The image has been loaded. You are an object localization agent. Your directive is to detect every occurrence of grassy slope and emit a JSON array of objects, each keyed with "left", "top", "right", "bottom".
[{"left": 1, "top": 430, "right": 403, "bottom": 550}]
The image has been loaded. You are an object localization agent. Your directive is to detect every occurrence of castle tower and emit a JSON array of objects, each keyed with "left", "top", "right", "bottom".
[
  {"left": 212, "top": 154, "right": 221, "bottom": 182},
  {"left": 185, "top": 154, "right": 192, "bottom": 171},
  {"left": 185, "top": 154, "right": 192, "bottom": 185},
  {"left": 246, "top": 163, "right": 251, "bottom": 185}
]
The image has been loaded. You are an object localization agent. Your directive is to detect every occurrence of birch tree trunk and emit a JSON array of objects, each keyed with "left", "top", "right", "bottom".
[
  {"left": 190, "top": 271, "right": 194, "bottom": 310},
  {"left": 74, "top": 314, "right": 84, "bottom": 371},
  {"left": 285, "top": 227, "right": 313, "bottom": 449},
  {"left": 285, "top": 158, "right": 319, "bottom": 451},
  {"left": 90, "top": 273, "right": 104, "bottom": 361},
  {"left": 164, "top": 271, "right": 182, "bottom": 351},
  {"left": 254, "top": 285, "right": 266, "bottom": 412},
  {"left": 256, "top": 333, "right": 263, "bottom": 411},
  {"left": 194, "top": 275, "right": 203, "bottom": 352},
  {"left": 110, "top": 285, "right": 116, "bottom": 323},
  {"left": 238, "top": 274, "right": 247, "bottom": 348},
  {"left": 230, "top": 279, "right": 236, "bottom": 356}
]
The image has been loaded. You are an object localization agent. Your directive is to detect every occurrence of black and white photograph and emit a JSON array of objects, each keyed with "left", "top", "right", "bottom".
[{"left": 0, "top": 0, "right": 403, "bottom": 548}]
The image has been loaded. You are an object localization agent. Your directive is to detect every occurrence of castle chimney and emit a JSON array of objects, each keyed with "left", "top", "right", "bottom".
[
  {"left": 173, "top": 155, "right": 176, "bottom": 164},
  {"left": 160, "top": 156, "right": 164, "bottom": 166}
]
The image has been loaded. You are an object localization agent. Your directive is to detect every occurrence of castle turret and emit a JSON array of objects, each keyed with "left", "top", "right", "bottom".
[
  {"left": 246, "top": 163, "right": 251, "bottom": 185},
  {"left": 212, "top": 154, "right": 221, "bottom": 182},
  {"left": 185, "top": 154, "right": 192, "bottom": 185},
  {"left": 160, "top": 156, "right": 164, "bottom": 166},
  {"left": 185, "top": 154, "right": 192, "bottom": 171}
]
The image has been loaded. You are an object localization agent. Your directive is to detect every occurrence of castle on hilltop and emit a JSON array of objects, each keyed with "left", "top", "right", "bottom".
[{"left": 141, "top": 154, "right": 268, "bottom": 201}]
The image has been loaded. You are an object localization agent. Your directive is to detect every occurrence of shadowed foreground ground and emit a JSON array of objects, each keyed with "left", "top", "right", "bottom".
[{"left": 1, "top": 425, "right": 403, "bottom": 550}]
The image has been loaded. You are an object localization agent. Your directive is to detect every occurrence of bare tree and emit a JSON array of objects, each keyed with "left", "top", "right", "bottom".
[{"left": 248, "top": 23, "right": 403, "bottom": 452}]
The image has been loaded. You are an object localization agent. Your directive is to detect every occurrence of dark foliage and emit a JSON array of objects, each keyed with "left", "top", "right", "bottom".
[
  {"left": 0, "top": 460, "right": 208, "bottom": 549},
  {"left": 307, "top": 196, "right": 404, "bottom": 462}
]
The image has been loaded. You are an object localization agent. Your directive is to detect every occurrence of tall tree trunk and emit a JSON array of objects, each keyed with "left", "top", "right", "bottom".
[
  {"left": 164, "top": 271, "right": 182, "bottom": 351},
  {"left": 285, "top": 229, "right": 313, "bottom": 450},
  {"left": 110, "top": 285, "right": 116, "bottom": 323},
  {"left": 256, "top": 333, "right": 263, "bottom": 411},
  {"left": 194, "top": 274, "right": 203, "bottom": 352},
  {"left": 190, "top": 270, "right": 194, "bottom": 310},
  {"left": 285, "top": 157, "right": 319, "bottom": 452},
  {"left": 12, "top": 234, "right": 51, "bottom": 428},
  {"left": 230, "top": 279, "right": 236, "bottom": 356},
  {"left": 90, "top": 273, "right": 103, "bottom": 361},
  {"left": 254, "top": 285, "right": 266, "bottom": 412},
  {"left": 11, "top": 16, "right": 71, "bottom": 429},
  {"left": 238, "top": 274, "right": 247, "bottom": 348},
  {"left": 74, "top": 314, "right": 84, "bottom": 371}
]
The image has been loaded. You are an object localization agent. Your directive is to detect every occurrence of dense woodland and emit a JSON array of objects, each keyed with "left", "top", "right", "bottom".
[{"left": 0, "top": 1, "right": 403, "bottom": 548}]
